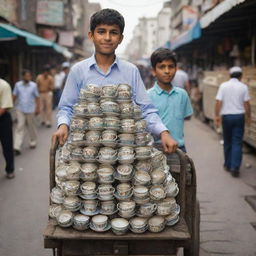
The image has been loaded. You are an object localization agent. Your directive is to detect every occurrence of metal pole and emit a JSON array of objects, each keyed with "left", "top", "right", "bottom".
[{"left": 251, "top": 34, "right": 255, "bottom": 66}]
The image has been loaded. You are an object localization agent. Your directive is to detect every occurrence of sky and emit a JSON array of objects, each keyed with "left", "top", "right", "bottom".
[{"left": 88, "top": 0, "right": 167, "bottom": 55}]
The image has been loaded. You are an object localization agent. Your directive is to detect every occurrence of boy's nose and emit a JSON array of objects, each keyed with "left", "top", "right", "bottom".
[{"left": 104, "top": 32, "right": 111, "bottom": 40}]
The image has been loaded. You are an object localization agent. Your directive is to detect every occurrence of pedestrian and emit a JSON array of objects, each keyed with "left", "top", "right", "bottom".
[
  {"left": 214, "top": 66, "right": 251, "bottom": 177},
  {"left": 60, "top": 62, "right": 70, "bottom": 90},
  {"left": 148, "top": 48, "right": 193, "bottom": 152},
  {"left": 0, "top": 78, "right": 15, "bottom": 179},
  {"left": 13, "top": 70, "right": 40, "bottom": 155},
  {"left": 36, "top": 65, "right": 54, "bottom": 127},
  {"left": 172, "top": 62, "right": 191, "bottom": 94},
  {"left": 52, "top": 8, "right": 178, "bottom": 153}
]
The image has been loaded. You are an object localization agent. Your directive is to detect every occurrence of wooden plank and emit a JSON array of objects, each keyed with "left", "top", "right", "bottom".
[{"left": 45, "top": 217, "right": 190, "bottom": 241}]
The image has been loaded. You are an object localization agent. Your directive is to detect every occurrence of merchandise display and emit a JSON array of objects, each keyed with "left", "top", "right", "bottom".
[{"left": 49, "top": 83, "right": 180, "bottom": 234}]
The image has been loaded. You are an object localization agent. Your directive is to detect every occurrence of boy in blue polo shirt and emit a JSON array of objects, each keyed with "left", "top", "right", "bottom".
[{"left": 148, "top": 48, "right": 193, "bottom": 152}]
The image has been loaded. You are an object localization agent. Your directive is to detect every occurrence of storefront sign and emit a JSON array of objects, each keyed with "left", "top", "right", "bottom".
[{"left": 36, "top": 1, "right": 64, "bottom": 26}]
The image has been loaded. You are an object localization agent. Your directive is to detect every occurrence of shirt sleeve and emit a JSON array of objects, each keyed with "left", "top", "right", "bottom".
[
  {"left": 183, "top": 92, "right": 193, "bottom": 117},
  {"left": 216, "top": 84, "right": 223, "bottom": 100},
  {"left": 57, "top": 67, "right": 80, "bottom": 127},
  {"left": 132, "top": 67, "right": 167, "bottom": 136},
  {"left": 34, "top": 83, "right": 39, "bottom": 97},
  {"left": 244, "top": 87, "right": 250, "bottom": 101},
  {"left": 13, "top": 83, "right": 18, "bottom": 96},
  {"left": 1, "top": 82, "right": 13, "bottom": 109}
]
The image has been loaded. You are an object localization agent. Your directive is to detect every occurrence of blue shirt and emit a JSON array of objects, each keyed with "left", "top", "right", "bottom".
[
  {"left": 148, "top": 83, "right": 193, "bottom": 146},
  {"left": 57, "top": 55, "right": 167, "bottom": 136},
  {"left": 13, "top": 80, "right": 39, "bottom": 113}
]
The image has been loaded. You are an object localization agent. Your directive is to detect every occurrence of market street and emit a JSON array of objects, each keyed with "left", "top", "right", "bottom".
[{"left": 0, "top": 117, "right": 255, "bottom": 256}]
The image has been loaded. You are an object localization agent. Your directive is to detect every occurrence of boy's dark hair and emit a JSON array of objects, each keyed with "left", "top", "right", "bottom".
[
  {"left": 230, "top": 72, "right": 242, "bottom": 79},
  {"left": 22, "top": 69, "right": 31, "bottom": 76},
  {"left": 150, "top": 48, "right": 177, "bottom": 69},
  {"left": 90, "top": 8, "right": 125, "bottom": 34}
]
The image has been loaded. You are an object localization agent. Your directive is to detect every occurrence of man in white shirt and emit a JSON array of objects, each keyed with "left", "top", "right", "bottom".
[
  {"left": 171, "top": 62, "right": 190, "bottom": 93},
  {"left": 214, "top": 66, "right": 251, "bottom": 177}
]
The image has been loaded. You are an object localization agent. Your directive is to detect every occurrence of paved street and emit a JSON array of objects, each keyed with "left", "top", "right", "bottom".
[{"left": 0, "top": 116, "right": 255, "bottom": 256}]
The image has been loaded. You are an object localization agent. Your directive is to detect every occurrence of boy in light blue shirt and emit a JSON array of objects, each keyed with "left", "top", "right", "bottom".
[{"left": 148, "top": 48, "right": 193, "bottom": 152}]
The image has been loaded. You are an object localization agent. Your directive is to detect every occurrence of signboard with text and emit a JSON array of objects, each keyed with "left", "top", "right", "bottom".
[{"left": 36, "top": 1, "right": 64, "bottom": 26}]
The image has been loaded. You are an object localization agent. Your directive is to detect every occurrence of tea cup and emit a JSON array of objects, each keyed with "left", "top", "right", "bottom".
[
  {"left": 119, "top": 103, "right": 134, "bottom": 116},
  {"left": 133, "top": 104, "right": 142, "bottom": 119},
  {"left": 135, "top": 160, "right": 152, "bottom": 172},
  {"left": 129, "top": 217, "right": 147, "bottom": 233},
  {"left": 102, "top": 84, "right": 118, "bottom": 97},
  {"left": 118, "top": 84, "right": 131, "bottom": 91},
  {"left": 83, "top": 199, "right": 98, "bottom": 213},
  {"left": 135, "top": 133, "right": 152, "bottom": 146},
  {"left": 134, "top": 170, "right": 151, "bottom": 185},
  {"left": 98, "top": 147, "right": 117, "bottom": 161},
  {"left": 50, "top": 187, "right": 65, "bottom": 204},
  {"left": 63, "top": 196, "right": 81, "bottom": 211},
  {"left": 57, "top": 210, "right": 74, "bottom": 227},
  {"left": 49, "top": 204, "right": 64, "bottom": 219},
  {"left": 64, "top": 180, "right": 80, "bottom": 196},
  {"left": 97, "top": 165, "right": 114, "bottom": 183},
  {"left": 85, "top": 130, "right": 101, "bottom": 143},
  {"left": 86, "top": 84, "right": 102, "bottom": 96},
  {"left": 70, "top": 118, "right": 89, "bottom": 131},
  {"left": 98, "top": 184, "right": 115, "bottom": 199},
  {"left": 73, "top": 214, "right": 90, "bottom": 231},
  {"left": 101, "top": 130, "right": 117, "bottom": 141},
  {"left": 83, "top": 146, "right": 98, "bottom": 160},
  {"left": 111, "top": 218, "right": 129, "bottom": 235},
  {"left": 55, "top": 164, "right": 69, "bottom": 181},
  {"left": 148, "top": 216, "right": 165, "bottom": 233},
  {"left": 70, "top": 131, "right": 84, "bottom": 142},
  {"left": 91, "top": 215, "right": 108, "bottom": 230},
  {"left": 116, "top": 183, "right": 132, "bottom": 197},
  {"left": 166, "top": 181, "right": 178, "bottom": 197},
  {"left": 135, "top": 119, "right": 147, "bottom": 133},
  {"left": 73, "top": 103, "right": 88, "bottom": 116},
  {"left": 66, "top": 163, "right": 81, "bottom": 181},
  {"left": 80, "top": 181, "right": 97, "bottom": 196},
  {"left": 117, "top": 200, "right": 136, "bottom": 217},
  {"left": 149, "top": 185, "right": 166, "bottom": 201},
  {"left": 151, "top": 169, "right": 166, "bottom": 184},
  {"left": 157, "top": 197, "right": 177, "bottom": 215},
  {"left": 103, "top": 116, "right": 120, "bottom": 129},
  {"left": 100, "top": 101, "right": 120, "bottom": 114},
  {"left": 88, "top": 102, "right": 101, "bottom": 115},
  {"left": 135, "top": 146, "right": 152, "bottom": 158},
  {"left": 118, "top": 133, "right": 135, "bottom": 145},
  {"left": 117, "top": 90, "right": 132, "bottom": 101},
  {"left": 133, "top": 185, "right": 148, "bottom": 199},
  {"left": 138, "top": 203, "right": 157, "bottom": 216},
  {"left": 89, "top": 117, "right": 104, "bottom": 130},
  {"left": 120, "top": 119, "right": 135, "bottom": 133},
  {"left": 80, "top": 163, "right": 97, "bottom": 181},
  {"left": 100, "top": 200, "right": 116, "bottom": 213}
]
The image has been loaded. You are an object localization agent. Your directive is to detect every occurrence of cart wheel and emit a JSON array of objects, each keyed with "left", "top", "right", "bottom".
[{"left": 184, "top": 200, "right": 200, "bottom": 256}]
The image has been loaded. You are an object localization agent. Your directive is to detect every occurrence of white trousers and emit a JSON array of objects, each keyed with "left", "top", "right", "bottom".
[{"left": 14, "top": 110, "right": 37, "bottom": 151}]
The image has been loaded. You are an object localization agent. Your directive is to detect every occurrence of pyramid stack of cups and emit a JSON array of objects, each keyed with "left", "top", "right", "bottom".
[{"left": 49, "top": 84, "right": 180, "bottom": 234}]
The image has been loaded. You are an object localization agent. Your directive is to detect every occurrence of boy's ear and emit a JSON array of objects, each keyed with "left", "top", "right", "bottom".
[
  {"left": 151, "top": 68, "right": 156, "bottom": 77},
  {"left": 88, "top": 31, "right": 93, "bottom": 41},
  {"left": 118, "top": 34, "right": 124, "bottom": 44}
]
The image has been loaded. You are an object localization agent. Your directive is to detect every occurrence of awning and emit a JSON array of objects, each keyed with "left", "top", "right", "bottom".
[
  {"left": 170, "top": 21, "right": 201, "bottom": 50},
  {"left": 0, "top": 23, "right": 72, "bottom": 58},
  {"left": 200, "top": 0, "right": 246, "bottom": 29}
]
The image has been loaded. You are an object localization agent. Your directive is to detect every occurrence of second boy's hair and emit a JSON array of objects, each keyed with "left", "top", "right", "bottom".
[
  {"left": 90, "top": 8, "right": 125, "bottom": 34},
  {"left": 151, "top": 48, "right": 177, "bottom": 69}
]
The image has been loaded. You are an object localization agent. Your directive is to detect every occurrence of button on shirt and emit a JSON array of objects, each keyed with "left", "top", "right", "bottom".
[
  {"left": 57, "top": 55, "right": 167, "bottom": 136},
  {"left": 148, "top": 83, "right": 193, "bottom": 146},
  {"left": 0, "top": 79, "right": 13, "bottom": 110},
  {"left": 216, "top": 78, "right": 250, "bottom": 115},
  {"left": 13, "top": 80, "right": 39, "bottom": 113}
]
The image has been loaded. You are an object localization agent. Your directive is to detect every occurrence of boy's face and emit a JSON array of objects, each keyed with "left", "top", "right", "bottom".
[
  {"left": 152, "top": 59, "right": 177, "bottom": 86},
  {"left": 88, "top": 24, "right": 123, "bottom": 56},
  {"left": 23, "top": 72, "right": 31, "bottom": 82}
]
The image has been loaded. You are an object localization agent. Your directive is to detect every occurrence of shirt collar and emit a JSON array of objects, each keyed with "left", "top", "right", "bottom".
[
  {"left": 88, "top": 54, "right": 120, "bottom": 71},
  {"left": 153, "top": 82, "right": 178, "bottom": 95}
]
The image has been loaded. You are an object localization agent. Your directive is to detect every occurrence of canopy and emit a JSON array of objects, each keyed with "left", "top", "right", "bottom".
[
  {"left": 0, "top": 23, "right": 72, "bottom": 58},
  {"left": 170, "top": 21, "right": 201, "bottom": 50}
]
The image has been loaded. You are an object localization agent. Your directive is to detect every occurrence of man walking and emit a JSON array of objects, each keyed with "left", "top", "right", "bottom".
[
  {"left": 0, "top": 78, "right": 15, "bottom": 179},
  {"left": 36, "top": 65, "right": 54, "bottom": 127},
  {"left": 214, "top": 66, "right": 251, "bottom": 177},
  {"left": 13, "top": 70, "right": 40, "bottom": 155}
]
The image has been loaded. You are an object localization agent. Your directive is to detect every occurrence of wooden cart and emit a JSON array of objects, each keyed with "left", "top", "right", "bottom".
[{"left": 43, "top": 143, "right": 200, "bottom": 256}]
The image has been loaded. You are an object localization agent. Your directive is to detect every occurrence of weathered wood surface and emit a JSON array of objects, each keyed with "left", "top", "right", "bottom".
[{"left": 44, "top": 218, "right": 190, "bottom": 241}]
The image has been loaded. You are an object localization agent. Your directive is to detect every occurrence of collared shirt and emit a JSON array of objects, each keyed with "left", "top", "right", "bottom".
[
  {"left": 147, "top": 83, "right": 193, "bottom": 146},
  {"left": 13, "top": 80, "right": 39, "bottom": 113},
  {"left": 172, "top": 70, "right": 189, "bottom": 89},
  {"left": 54, "top": 71, "right": 66, "bottom": 89},
  {"left": 57, "top": 55, "right": 167, "bottom": 136},
  {"left": 36, "top": 74, "right": 54, "bottom": 93},
  {"left": 216, "top": 78, "right": 250, "bottom": 115},
  {"left": 0, "top": 79, "right": 13, "bottom": 110}
]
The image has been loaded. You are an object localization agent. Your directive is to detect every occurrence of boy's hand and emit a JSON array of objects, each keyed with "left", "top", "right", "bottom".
[
  {"left": 52, "top": 124, "right": 69, "bottom": 146},
  {"left": 160, "top": 131, "right": 178, "bottom": 153}
]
